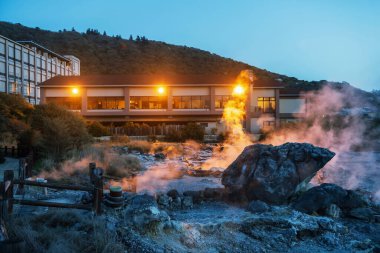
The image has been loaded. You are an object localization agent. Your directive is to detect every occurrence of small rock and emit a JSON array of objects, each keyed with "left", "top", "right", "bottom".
[
  {"left": 167, "top": 189, "right": 180, "bottom": 199},
  {"left": 171, "top": 197, "right": 182, "bottom": 210},
  {"left": 319, "top": 232, "right": 339, "bottom": 247},
  {"left": 325, "top": 204, "right": 342, "bottom": 219},
  {"left": 182, "top": 196, "right": 193, "bottom": 209},
  {"left": 157, "top": 193, "right": 171, "bottom": 208},
  {"left": 292, "top": 184, "right": 348, "bottom": 214},
  {"left": 124, "top": 194, "right": 170, "bottom": 230},
  {"left": 203, "top": 187, "right": 224, "bottom": 200},
  {"left": 183, "top": 190, "right": 203, "bottom": 204},
  {"left": 154, "top": 152, "right": 166, "bottom": 160},
  {"left": 80, "top": 192, "right": 93, "bottom": 204},
  {"left": 247, "top": 200, "right": 270, "bottom": 213}
]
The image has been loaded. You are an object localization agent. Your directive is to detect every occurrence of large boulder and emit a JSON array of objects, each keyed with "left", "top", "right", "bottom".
[{"left": 222, "top": 143, "right": 335, "bottom": 204}]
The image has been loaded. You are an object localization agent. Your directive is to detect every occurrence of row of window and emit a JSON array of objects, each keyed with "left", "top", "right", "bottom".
[
  {"left": 44, "top": 96, "right": 278, "bottom": 111},
  {"left": 0, "top": 82, "right": 38, "bottom": 96},
  {"left": 0, "top": 41, "right": 68, "bottom": 67}
]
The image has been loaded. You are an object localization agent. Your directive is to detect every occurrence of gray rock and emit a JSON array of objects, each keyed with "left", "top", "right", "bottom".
[
  {"left": 157, "top": 193, "right": 171, "bottom": 208},
  {"left": 80, "top": 192, "right": 93, "bottom": 204},
  {"left": 222, "top": 143, "right": 335, "bottom": 204},
  {"left": 292, "top": 184, "right": 348, "bottom": 214},
  {"left": 182, "top": 196, "right": 193, "bottom": 209},
  {"left": 171, "top": 197, "right": 182, "bottom": 210},
  {"left": 154, "top": 152, "right": 166, "bottom": 160},
  {"left": 293, "top": 184, "right": 373, "bottom": 215},
  {"left": 203, "top": 187, "right": 224, "bottom": 200},
  {"left": 167, "top": 189, "right": 180, "bottom": 199},
  {"left": 325, "top": 204, "right": 342, "bottom": 219},
  {"left": 247, "top": 200, "right": 270, "bottom": 213},
  {"left": 183, "top": 190, "right": 203, "bottom": 204},
  {"left": 124, "top": 194, "right": 170, "bottom": 229}
]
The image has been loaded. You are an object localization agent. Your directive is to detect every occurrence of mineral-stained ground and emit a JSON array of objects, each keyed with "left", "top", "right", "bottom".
[{"left": 7, "top": 143, "right": 380, "bottom": 253}]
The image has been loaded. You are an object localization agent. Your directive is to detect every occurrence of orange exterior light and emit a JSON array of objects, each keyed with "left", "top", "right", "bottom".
[
  {"left": 157, "top": 86, "right": 165, "bottom": 94},
  {"left": 233, "top": 84, "right": 244, "bottom": 96},
  {"left": 72, "top": 87, "right": 79, "bottom": 95}
]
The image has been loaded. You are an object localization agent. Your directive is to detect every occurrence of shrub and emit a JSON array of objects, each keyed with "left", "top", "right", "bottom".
[
  {"left": 8, "top": 209, "right": 125, "bottom": 253},
  {"left": 165, "top": 123, "right": 205, "bottom": 142},
  {"left": 106, "top": 154, "right": 143, "bottom": 177},
  {"left": 126, "top": 140, "right": 151, "bottom": 154},
  {"left": 30, "top": 103, "right": 91, "bottom": 162},
  {"left": 111, "top": 135, "right": 130, "bottom": 143},
  {"left": 87, "top": 121, "right": 110, "bottom": 137}
]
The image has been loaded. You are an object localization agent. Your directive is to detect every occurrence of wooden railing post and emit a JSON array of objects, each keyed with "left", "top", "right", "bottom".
[
  {"left": 17, "top": 159, "right": 25, "bottom": 194},
  {"left": 92, "top": 168, "right": 103, "bottom": 215},
  {"left": 89, "top": 162, "right": 96, "bottom": 183},
  {"left": 1, "top": 170, "right": 14, "bottom": 217}
]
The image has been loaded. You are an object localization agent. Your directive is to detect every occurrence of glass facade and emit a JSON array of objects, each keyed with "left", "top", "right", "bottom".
[
  {"left": 130, "top": 96, "right": 167, "bottom": 109},
  {"left": 88, "top": 97, "right": 125, "bottom": 110},
  {"left": 257, "top": 97, "right": 276, "bottom": 113},
  {"left": 0, "top": 36, "right": 79, "bottom": 104},
  {"left": 173, "top": 96, "right": 210, "bottom": 109},
  {"left": 215, "top": 95, "right": 232, "bottom": 109}
]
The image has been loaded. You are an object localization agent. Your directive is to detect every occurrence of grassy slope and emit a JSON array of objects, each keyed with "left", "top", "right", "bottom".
[{"left": 0, "top": 21, "right": 378, "bottom": 107}]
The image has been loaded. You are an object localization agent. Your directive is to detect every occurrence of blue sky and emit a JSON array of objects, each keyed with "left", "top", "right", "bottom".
[{"left": 0, "top": 0, "right": 379, "bottom": 91}]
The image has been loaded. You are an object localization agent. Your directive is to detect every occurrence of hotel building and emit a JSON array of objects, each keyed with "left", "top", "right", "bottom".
[
  {"left": 0, "top": 35, "right": 80, "bottom": 104},
  {"left": 39, "top": 73, "right": 306, "bottom": 134}
]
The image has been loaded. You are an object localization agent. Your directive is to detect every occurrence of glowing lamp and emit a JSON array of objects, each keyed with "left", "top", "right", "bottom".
[
  {"left": 233, "top": 84, "right": 244, "bottom": 96},
  {"left": 72, "top": 87, "right": 79, "bottom": 95},
  {"left": 157, "top": 87, "right": 165, "bottom": 94}
]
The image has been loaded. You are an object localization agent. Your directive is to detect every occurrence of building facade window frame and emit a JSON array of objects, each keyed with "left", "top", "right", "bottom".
[
  {"left": 88, "top": 96, "right": 125, "bottom": 110},
  {"left": 172, "top": 95, "right": 210, "bottom": 109},
  {"left": 257, "top": 97, "right": 276, "bottom": 113}
]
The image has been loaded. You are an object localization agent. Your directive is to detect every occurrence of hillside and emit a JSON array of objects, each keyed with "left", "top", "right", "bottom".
[{"left": 0, "top": 21, "right": 378, "bottom": 107}]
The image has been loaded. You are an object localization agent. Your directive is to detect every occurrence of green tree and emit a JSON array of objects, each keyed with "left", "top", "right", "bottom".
[{"left": 31, "top": 103, "right": 91, "bottom": 161}]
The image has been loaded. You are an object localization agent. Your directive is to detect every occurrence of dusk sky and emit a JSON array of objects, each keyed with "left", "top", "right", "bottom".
[{"left": 1, "top": 0, "right": 379, "bottom": 91}]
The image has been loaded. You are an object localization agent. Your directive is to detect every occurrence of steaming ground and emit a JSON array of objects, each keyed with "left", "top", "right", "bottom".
[
  {"left": 318, "top": 151, "right": 380, "bottom": 202},
  {"left": 10, "top": 142, "right": 380, "bottom": 252}
]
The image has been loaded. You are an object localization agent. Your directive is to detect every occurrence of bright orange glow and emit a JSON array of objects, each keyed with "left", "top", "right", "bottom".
[
  {"left": 233, "top": 84, "right": 245, "bottom": 96},
  {"left": 72, "top": 87, "right": 79, "bottom": 95},
  {"left": 157, "top": 87, "right": 165, "bottom": 94}
]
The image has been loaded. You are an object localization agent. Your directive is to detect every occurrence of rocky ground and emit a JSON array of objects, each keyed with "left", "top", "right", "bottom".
[{"left": 7, "top": 142, "right": 380, "bottom": 252}]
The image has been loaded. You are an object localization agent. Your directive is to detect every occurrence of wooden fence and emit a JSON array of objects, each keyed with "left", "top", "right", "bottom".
[{"left": 0, "top": 146, "right": 30, "bottom": 158}]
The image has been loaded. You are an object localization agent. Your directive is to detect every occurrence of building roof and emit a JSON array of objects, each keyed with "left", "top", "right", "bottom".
[
  {"left": 39, "top": 74, "right": 284, "bottom": 88},
  {"left": 16, "top": 40, "right": 71, "bottom": 62}
]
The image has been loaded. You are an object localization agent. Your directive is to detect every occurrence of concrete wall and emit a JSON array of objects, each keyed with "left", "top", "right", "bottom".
[
  {"left": 279, "top": 98, "right": 305, "bottom": 114},
  {"left": 130, "top": 87, "right": 161, "bottom": 96},
  {"left": 215, "top": 87, "right": 233, "bottom": 95},
  {"left": 172, "top": 87, "right": 209, "bottom": 96},
  {"left": 45, "top": 88, "right": 73, "bottom": 97},
  {"left": 87, "top": 88, "right": 124, "bottom": 96}
]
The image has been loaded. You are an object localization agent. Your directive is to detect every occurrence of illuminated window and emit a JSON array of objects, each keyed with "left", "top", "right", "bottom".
[
  {"left": 46, "top": 97, "right": 82, "bottom": 110},
  {"left": 173, "top": 96, "right": 210, "bottom": 109},
  {"left": 257, "top": 97, "right": 276, "bottom": 113},
  {"left": 130, "top": 96, "right": 167, "bottom": 109},
  {"left": 215, "top": 95, "right": 232, "bottom": 109},
  {"left": 88, "top": 97, "right": 125, "bottom": 110}
]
